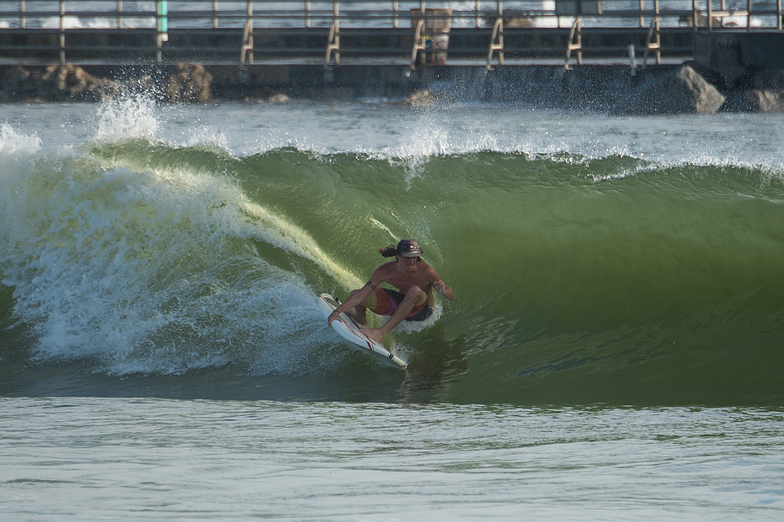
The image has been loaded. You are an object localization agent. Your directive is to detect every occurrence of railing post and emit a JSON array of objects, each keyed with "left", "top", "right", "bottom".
[
  {"left": 117, "top": 1, "right": 123, "bottom": 29},
  {"left": 19, "top": 0, "right": 25, "bottom": 29},
  {"left": 213, "top": 1, "right": 219, "bottom": 29},
  {"left": 157, "top": 1, "right": 168, "bottom": 64},
  {"left": 59, "top": 0, "right": 65, "bottom": 65},
  {"left": 306, "top": 1, "right": 311, "bottom": 28},
  {"left": 692, "top": 0, "right": 697, "bottom": 31},
  {"left": 654, "top": 0, "right": 660, "bottom": 64},
  {"left": 708, "top": 0, "right": 713, "bottom": 30},
  {"left": 779, "top": 0, "right": 783, "bottom": 30},
  {"left": 393, "top": 1, "right": 398, "bottom": 28},
  {"left": 639, "top": 0, "right": 644, "bottom": 28}
]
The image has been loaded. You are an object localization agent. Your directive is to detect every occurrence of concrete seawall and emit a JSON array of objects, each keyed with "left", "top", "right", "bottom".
[
  {"left": 0, "top": 62, "right": 678, "bottom": 106},
  {"left": 0, "top": 32, "right": 782, "bottom": 111}
]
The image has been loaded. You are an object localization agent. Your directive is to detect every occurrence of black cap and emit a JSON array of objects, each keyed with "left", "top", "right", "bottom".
[{"left": 397, "top": 239, "right": 423, "bottom": 258}]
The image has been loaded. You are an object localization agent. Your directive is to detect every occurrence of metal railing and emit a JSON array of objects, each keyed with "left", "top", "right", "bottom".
[{"left": 1, "top": 1, "right": 782, "bottom": 67}]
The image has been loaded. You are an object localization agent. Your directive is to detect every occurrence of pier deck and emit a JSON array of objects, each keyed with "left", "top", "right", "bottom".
[
  {"left": 1, "top": 1, "right": 782, "bottom": 103},
  {"left": 1, "top": 1, "right": 782, "bottom": 70}
]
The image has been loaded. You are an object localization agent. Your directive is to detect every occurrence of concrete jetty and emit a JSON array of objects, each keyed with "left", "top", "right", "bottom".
[{"left": 1, "top": 1, "right": 782, "bottom": 111}]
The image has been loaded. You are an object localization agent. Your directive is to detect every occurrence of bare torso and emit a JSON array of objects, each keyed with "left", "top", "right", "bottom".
[{"left": 371, "top": 259, "right": 439, "bottom": 305}]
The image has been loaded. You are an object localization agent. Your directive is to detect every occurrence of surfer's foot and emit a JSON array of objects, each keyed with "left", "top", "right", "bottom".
[{"left": 359, "top": 326, "right": 386, "bottom": 344}]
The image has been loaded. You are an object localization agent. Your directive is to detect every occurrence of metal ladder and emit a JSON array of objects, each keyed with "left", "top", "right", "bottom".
[
  {"left": 240, "top": 0, "right": 253, "bottom": 65},
  {"left": 487, "top": 17, "right": 504, "bottom": 70},
  {"left": 564, "top": 18, "right": 582, "bottom": 70},
  {"left": 325, "top": 2, "right": 340, "bottom": 67}
]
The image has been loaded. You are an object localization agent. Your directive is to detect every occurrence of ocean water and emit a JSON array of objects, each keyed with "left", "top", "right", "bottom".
[{"left": 1, "top": 96, "right": 783, "bottom": 519}]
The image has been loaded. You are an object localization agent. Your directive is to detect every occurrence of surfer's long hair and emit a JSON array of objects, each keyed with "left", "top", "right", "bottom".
[
  {"left": 379, "top": 244, "right": 422, "bottom": 261},
  {"left": 379, "top": 245, "right": 397, "bottom": 257}
]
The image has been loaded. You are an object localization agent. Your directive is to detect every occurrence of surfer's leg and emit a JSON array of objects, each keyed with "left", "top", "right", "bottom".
[
  {"left": 343, "top": 289, "right": 369, "bottom": 325},
  {"left": 360, "top": 286, "right": 424, "bottom": 343},
  {"left": 354, "top": 304, "right": 368, "bottom": 325}
]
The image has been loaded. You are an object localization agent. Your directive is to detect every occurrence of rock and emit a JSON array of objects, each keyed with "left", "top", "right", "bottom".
[
  {"left": 680, "top": 60, "right": 728, "bottom": 93},
  {"left": 1, "top": 66, "right": 36, "bottom": 99},
  {"left": 745, "top": 90, "right": 784, "bottom": 112},
  {"left": 611, "top": 65, "right": 725, "bottom": 115},
  {"left": 723, "top": 69, "right": 784, "bottom": 112},
  {"left": 45, "top": 65, "right": 118, "bottom": 100},
  {"left": 165, "top": 63, "right": 213, "bottom": 103},
  {"left": 399, "top": 89, "right": 432, "bottom": 107},
  {"left": 268, "top": 93, "right": 291, "bottom": 103},
  {"left": 721, "top": 90, "right": 755, "bottom": 112},
  {"left": 1, "top": 65, "right": 117, "bottom": 101}
]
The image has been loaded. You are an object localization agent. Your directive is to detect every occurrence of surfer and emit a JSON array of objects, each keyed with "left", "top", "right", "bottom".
[{"left": 327, "top": 239, "right": 454, "bottom": 343}]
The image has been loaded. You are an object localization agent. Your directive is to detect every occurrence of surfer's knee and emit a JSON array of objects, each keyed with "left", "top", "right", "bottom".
[{"left": 405, "top": 286, "right": 425, "bottom": 301}]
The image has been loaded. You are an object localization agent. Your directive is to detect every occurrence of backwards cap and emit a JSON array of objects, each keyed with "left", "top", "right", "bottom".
[{"left": 397, "top": 239, "right": 423, "bottom": 258}]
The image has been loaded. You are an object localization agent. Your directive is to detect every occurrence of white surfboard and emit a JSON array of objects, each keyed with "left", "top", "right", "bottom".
[{"left": 317, "top": 293, "right": 407, "bottom": 370}]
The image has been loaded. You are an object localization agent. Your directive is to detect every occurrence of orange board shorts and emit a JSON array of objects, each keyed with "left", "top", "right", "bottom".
[{"left": 367, "top": 287, "right": 433, "bottom": 322}]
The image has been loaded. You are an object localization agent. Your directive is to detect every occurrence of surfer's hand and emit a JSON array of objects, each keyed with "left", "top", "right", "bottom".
[
  {"left": 327, "top": 310, "right": 340, "bottom": 326},
  {"left": 435, "top": 281, "right": 454, "bottom": 300}
]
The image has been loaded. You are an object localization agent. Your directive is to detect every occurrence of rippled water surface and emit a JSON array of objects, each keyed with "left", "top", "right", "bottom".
[{"left": 3, "top": 398, "right": 784, "bottom": 521}]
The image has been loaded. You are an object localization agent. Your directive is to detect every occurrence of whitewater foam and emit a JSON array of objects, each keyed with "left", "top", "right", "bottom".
[
  {"left": 0, "top": 124, "right": 42, "bottom": 154},
  {"left": 0, "top": 140, "right": 359, "bottom": 374},
  {"left": 94, "top": 92, "right": 161, "bottom": 142}
]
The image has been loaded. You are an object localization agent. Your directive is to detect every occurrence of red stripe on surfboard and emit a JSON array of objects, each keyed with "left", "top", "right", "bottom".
[{"left": 335, "top": 316, "right": 376, "bottom": 352}]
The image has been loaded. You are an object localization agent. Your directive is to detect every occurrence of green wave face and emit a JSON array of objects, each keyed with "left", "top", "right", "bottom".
[{"left": 2, "top": 135, "right": 784, "bottom": 405}]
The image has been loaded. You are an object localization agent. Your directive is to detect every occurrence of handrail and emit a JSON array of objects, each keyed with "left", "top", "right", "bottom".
[
  {"left": 1, "top": 1, "right": 782, "bottom": 66},
  {"left": 3, "top": 1, "right": 782, "bottom": 28}
]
